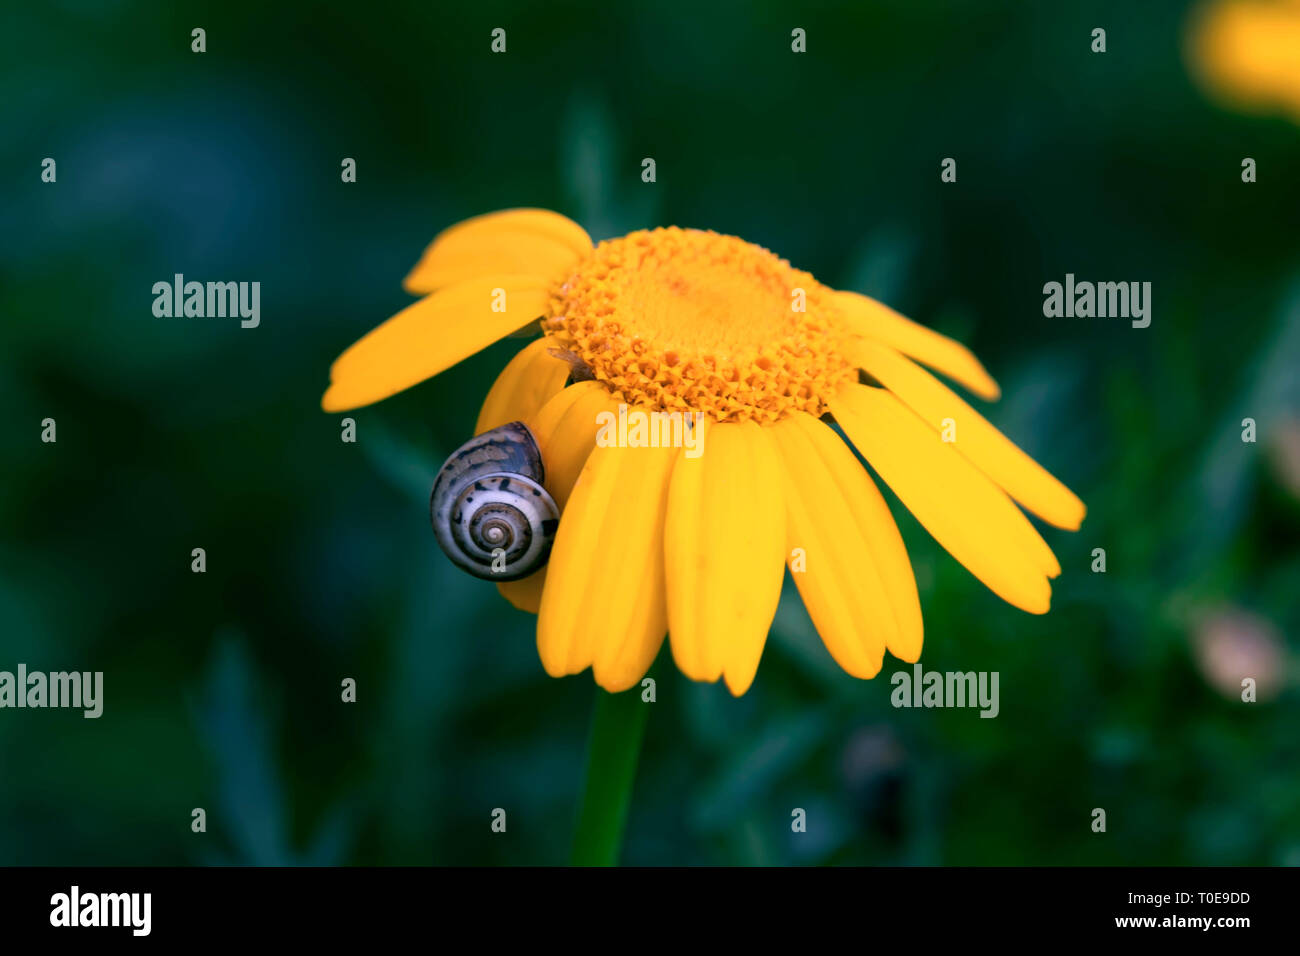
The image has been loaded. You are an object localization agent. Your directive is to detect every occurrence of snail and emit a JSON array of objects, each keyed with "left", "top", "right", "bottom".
[
  {"left": 430, "top": 421, "right": 559, "bottom": 581},
  {"left": 547, "top": 347, "right": 597, "bottom": 383}
]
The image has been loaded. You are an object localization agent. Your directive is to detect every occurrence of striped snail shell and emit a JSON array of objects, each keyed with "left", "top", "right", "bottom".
[{"left": 430, "top": 421, "right": 559, "bottom": 581}]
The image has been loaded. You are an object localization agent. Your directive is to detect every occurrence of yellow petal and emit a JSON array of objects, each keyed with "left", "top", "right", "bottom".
[
  {"left": 492, "top": 381, "right": 618, "bottom": 618},
  {"left": 832, "top": 385, "right": 1055, "bottom": 614},
  {"left": 790, "top": 412, "right": 924, "bottom": 663},
  {"left": 474, "top": 337, "right": 572, "bottom": 436},
  {"left": 498, "top": 570, "right": 547, "bottom": 614},
  {"left": 834, "top": 290, "right": 1001, "bottom": 401},
  {"left": 322, "top": 275, "right": 548, "bottom": 412},
  {"left": 403, "top": 209, "right": 593, "bottom": 294},
  {"left": 664, "top": 420, "right": 786, "bottom": 696},
  {"left": 850, "top": 339, "right": 1086, "bottom": 530},
  {"left": 771, "top": 414, "right": 906, "bottom": 678},
  {"left": 528, "top": 381, "right": 619, "bottom": 510},
  {"left": 528, "top": 378, "right": 601, "bottom": 440},
  {"left": 537, "top": 441, "right": 677, "bottom": 692}
]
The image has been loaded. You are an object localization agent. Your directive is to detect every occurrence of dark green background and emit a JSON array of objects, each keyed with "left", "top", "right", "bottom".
[{"left": 2, "top": 0, "right": 1297, "bottom": 865}]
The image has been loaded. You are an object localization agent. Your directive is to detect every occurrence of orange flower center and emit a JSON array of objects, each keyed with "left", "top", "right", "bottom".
[{"left": 543, "top": 227, "right": 854, "bottom": 423}]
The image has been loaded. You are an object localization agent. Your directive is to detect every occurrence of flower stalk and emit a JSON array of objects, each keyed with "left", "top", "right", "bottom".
[{"left": 570, "top": 682, "right": 650, "bottom": 866}]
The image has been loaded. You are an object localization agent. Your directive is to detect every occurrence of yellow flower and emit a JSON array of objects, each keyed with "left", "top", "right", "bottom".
[
  {"left": 1189, "top": 0, "right": 1300, "bottom": 121},
  {"left": 323, "top": 209, "right": 1084, "bottom": 695}
]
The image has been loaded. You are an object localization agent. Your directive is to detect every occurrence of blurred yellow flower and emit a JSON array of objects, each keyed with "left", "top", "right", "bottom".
[
  {"left": 1189, "top": 0, "right": 1300, "bottom": 121},
  {"left": 323, "top": 210, "right": 1084, "bottom": 694}
]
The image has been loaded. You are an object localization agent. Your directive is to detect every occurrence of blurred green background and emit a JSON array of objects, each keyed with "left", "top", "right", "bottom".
[{"left": 2, "top": 0, "right": 1297, "bottom": 866}]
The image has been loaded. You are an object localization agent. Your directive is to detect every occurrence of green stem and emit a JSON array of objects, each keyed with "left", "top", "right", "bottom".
[{"left": 570, "top": 683, "right": 651, "bottom": 866}]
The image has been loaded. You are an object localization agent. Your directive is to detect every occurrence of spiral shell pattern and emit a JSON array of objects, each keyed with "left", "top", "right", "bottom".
[{"left": 430, "top": 422, "right": 559, "bottom": 581}]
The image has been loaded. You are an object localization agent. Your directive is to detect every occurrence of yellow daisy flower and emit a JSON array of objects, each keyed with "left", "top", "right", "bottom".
[
  {"left": 1189, "top": 0, "right": 1300, "bottom": 122},
  {"left": 322, "top": 209, "right": 1084, "bottom": 695}
]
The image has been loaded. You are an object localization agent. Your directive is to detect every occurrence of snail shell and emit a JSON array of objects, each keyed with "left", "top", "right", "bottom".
[{"left": 430, "top": 421, "right": 559, "bottom": 581}]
